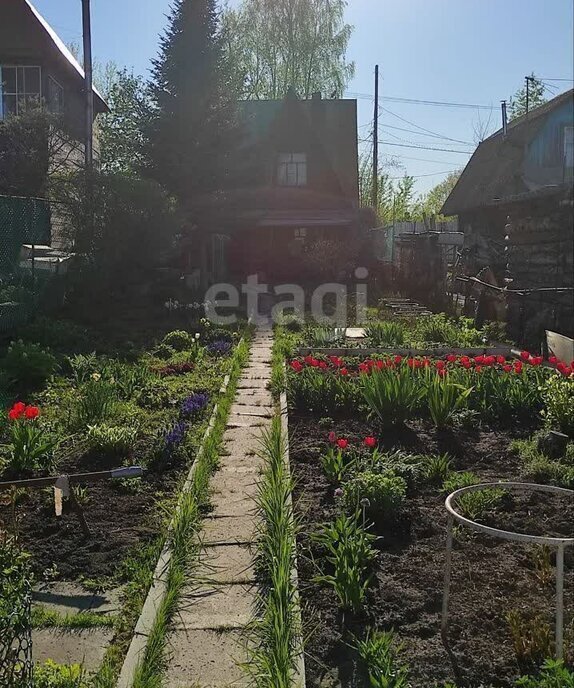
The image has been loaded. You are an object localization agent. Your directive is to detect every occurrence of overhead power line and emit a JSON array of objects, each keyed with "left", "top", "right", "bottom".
[
  {"left": 346, "top": 91, "right": 494, "bottom": 110},
  {"left": 388, "top": 169, "right": 458, "bottom": 179},
  {"left": 380, "top": 141, "right": 473, "bottom": 154},
  {"left": 380, "top": 122, "right": 474, "bottom": 146},
  {"left": 379, "top": 106, "right": 476, "bottom": 145}
]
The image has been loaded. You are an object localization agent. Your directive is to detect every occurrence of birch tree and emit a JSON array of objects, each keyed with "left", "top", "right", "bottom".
[{"left": 222, "top": 0, "right": 355, "bottom": 100}]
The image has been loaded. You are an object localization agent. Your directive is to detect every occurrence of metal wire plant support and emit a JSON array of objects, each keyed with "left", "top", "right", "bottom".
[
  {"left": 0, "top": 539, "right": 34, "bottom": 687},
  {"left": 441, "top": 482, "right": 574, "bottom": 660}
]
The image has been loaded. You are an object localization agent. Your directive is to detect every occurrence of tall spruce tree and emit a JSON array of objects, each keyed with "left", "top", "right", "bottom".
[{"left": 145, "top": 0, "right": 242, "bottom": 217}]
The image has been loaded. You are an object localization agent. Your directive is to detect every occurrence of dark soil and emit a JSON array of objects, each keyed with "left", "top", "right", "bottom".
[
  {"left": 0, "top": 447, "right": 185, "bottom": 581},
  {"left": 290, "top": 416, "right": 574, "bottom": 687}
]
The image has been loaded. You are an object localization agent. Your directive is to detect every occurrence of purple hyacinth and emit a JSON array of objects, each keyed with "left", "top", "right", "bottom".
[
  {"left": 180, "top": 392, "right": 210, "bottom": 418},
  {"left": 164, "top": 421, "right": 187, "bottom": 453},
  {"left": 207, "top": 340, "right": 232, "bottom": 357}
]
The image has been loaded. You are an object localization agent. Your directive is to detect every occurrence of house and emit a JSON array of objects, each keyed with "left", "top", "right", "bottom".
[
  {"left": 0, "top": 0, "right": 108, "bottom": 142},
  {"left": 216, "top": 91, "right": 360, "bottom": 284},
  {"left": 441, "top": 89, "right": 574, "bottom": 344}
]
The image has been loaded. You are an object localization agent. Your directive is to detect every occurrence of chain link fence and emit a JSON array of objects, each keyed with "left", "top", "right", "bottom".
[{"left": 0, "top": 539, "right": 34, "bottom": 687}]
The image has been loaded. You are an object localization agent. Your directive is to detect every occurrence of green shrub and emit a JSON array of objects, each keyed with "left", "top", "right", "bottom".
[
  {"left": 511, "top": 437, "right": 574, "bottom": 488},
  {"left": 0, "top": 538, "right": 32, "bottom": 648},
  {"left": 367, "top": 448, "right": 425, "bottom": 488},
  {"left": 361, "top": 367, "right": 425, "bottom": 427},
  {"left": 104, "top": 361, "right": 155, "bottom": 400},
  {"left": 423, "top": 453, "right": 453, "bottom": 483},
  {"left": 365, "top": 321, "right": 405, "bottom": 346},
  {"left": 87, "top": 423, "right": 137, "bottom": 454},
  {"left": 343, "top": 471, "right": 407, "bottom": 522},
  {"left": 516, "top": 659, "right": 574, "bottom": 687},
  {"left": 353, "top": 629, "right": 410, "bottom": 688},
  {"left": 162, "top": 330, "right": 194, "bottom": 351},
  {"left": 2, "top": 340, "right": 57, "bottom": 389},
  {"left": 541, "top": 374, "right": 574, "bottom": 437},
  {"left": 135, "top": 379, "right": 171, "bottom": 410},
  {"left": 34, "top": 660, "right": 87, "bottom": 688},
  {"left": 151, "top": 342, "right": 175, "bottom": 360},
  {"left": 312, "top": 511, "right": 376, "bottom": 613},
  {"left": 66, "top": 352, "right": 98, "bottom": 386}
]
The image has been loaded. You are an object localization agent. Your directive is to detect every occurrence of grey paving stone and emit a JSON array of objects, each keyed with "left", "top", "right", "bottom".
[
  {"left": 195, "top": 544, "right": 255, "bottom": 584},
  {"left": 164, "top": 628, "right": 248, "bottom": 687},
  {"left": 226, "top": 415, "right": 266, "bottom": 429},
  {"left": 174, "top": 583, "right": 255, "bottom": 630},
  {"left": 236, "top": 378, "right": 269, "bottom": 390},
  {"left": 201, "top": 514, "right": 259, "bottom": 545},
  {"left": 33, "top": 583, "right": 122, "bottom": 615},
  {"left": 33, "top": 628, "right": 113, "bottom": 672},
  {"left": 232, "top": 404, "right": 272, "bottom": 417}
]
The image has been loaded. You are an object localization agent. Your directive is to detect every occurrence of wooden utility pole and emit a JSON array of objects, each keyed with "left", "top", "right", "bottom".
[
  {"left": 82, "top": 0, "right": 94, "bottom": 170},
  {"left": 372, "top": 65, "right": 379, "bottom": 210}
]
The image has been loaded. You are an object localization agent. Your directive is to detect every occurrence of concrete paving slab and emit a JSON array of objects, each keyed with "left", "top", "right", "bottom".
[
  {"left": 226, "top": 415, "right": 266, "bottom": 429},
  {"left": 235, "top": 394, "right": 273, "bottom": 408},
  {"left": 164, "top": 628, "right": 248, "bottom": 687},
  {"left": 33, "top": 583, "right": 122, "bottom": 615},
  {"left": 32, "top": 628, "right": 113, "bottom": 672},
  {"left": 201, "top": 515, "right": 259, "bottom": 545},
  {"left": 174, "top": 583, "right": 254, "bottom": 630},
  {"left": 195, "top": 544, "right": 255, "bottom": 584},
  {"left": 237, "top": 378, "right": 269, "bottom": 390},
  {"left": 232, "top": 404, "right": 272, "bottom": 417}
]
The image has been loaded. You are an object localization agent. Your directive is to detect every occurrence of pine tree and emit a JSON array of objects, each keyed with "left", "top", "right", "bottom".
[{"left": 145, "top": 0, "right": 243, "bottom": 217}]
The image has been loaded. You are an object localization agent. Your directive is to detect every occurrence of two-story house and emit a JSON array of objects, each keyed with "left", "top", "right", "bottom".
[
  {"left": 441, "top": 88, "right": 574, "bottom": 343},
  {"left": 220, "top": 90, "right": 360, "bottom": 283},
  {"left": 0, "top": 0, "right": 108, "bottom": 156}
]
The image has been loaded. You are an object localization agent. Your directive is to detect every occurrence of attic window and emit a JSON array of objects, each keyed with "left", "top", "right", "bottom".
[
  {"left": 277, "top": 153, "right": 307, "bottom": 187},
  {"left": 0, "top": 66, "right": 42, "bottom": 118}
]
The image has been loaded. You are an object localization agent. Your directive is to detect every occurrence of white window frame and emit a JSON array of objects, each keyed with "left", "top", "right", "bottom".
[
  {"left": 0, "top": 65, "right": 42, "bottom": 118},
  {"left": 294, "top": 227, "right": 307, "bottom": 239},
  {"left": 47, "top": 75, "right": 64, "bottom": 114},
  {"left": 277, "top": 152, "right": 307, "bottom": 187}
]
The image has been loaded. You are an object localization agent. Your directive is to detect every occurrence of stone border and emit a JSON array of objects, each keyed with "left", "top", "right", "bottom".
[
  {"left": 116, "top": 362, "right": 238, "bottom": 688},
  {"left": 280, "top": 388, "right": 306, "bottom": 688}
]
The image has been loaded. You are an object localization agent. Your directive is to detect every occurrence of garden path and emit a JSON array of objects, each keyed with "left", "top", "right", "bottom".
[{"left": 164, "top": 326, "right": 274, "bottom": 686}]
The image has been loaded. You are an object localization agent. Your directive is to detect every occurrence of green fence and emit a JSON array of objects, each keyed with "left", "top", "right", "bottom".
[{"left": 0, "top": 195, "right": 51, "bottom": 274}]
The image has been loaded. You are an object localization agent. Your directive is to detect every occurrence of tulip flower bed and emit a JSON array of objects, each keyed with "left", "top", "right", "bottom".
[
  {"left": 0, "top": 324, "right": 241, "bottom": 582},
  {"left": 283, "top": 343, "right": 574, "bottom": 685}
]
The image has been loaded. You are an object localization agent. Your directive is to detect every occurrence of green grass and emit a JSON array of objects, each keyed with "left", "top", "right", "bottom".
[{"left": 32, "top": 607, "right": 116, "bottom": 630}]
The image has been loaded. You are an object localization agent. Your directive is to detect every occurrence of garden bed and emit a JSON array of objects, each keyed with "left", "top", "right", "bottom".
[{"left": 281, "top": 338, "right": 574, "bottom": 686}]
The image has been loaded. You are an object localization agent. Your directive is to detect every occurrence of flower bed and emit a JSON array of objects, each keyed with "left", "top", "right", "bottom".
[{"left": 282, "top": 335, "right": 574, "bottom": 685}]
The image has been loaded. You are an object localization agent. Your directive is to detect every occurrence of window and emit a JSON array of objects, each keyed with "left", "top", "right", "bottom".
[
  {"left": 277, "top": 152, "right": 307, "bottom": 187},
  {"left": 0, "top": 66, "right": 42, "bottom": 118},
  {"left": 565, "top": 126, "right": 574, "bottom": 173},
  {"left": 294, "top": 227, "right": 307, "bottom": 239},
  {"left": 47, "top": 76, "right": 64, "bottom": 114}
]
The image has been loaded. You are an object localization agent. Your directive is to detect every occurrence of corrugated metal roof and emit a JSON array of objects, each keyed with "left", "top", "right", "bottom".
[{"left": 24, "top": 0, "right": 108, "bottom": 109}]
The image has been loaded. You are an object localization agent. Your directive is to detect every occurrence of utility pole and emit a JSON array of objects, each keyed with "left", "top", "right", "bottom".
[
  {"left": 82, "top": 0, "right": 94, "bottom": 171},
  {"left": 372, "top": 65, "right": 379, "bottom": 212}
]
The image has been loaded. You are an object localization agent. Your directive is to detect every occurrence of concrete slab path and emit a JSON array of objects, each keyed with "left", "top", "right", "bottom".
[{"left": 164, "top": 326, "right": 274, "bottom": 687}]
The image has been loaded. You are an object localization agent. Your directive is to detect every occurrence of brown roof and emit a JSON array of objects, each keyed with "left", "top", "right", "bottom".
[{"left": 441, "top": 89, "right": 574, "bottom": 215}]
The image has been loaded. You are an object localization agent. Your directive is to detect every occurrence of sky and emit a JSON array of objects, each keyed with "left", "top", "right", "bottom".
[{"left": 32, "top": 0, "right": 574, "bottom": 196}]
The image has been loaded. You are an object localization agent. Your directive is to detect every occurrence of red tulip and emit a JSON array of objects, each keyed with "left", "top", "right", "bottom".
[
  {"left": 475, "top": 365, "right": 483, "bottom": 373},
  {"left": 25, "top": 406, "right": 39, "bottom": 419},
  {"left": 514, "top": 362, "right": 523, "bottom": 374},
  {"left": 290, "top": 360, "right": 303, "bottom": 373},
  {"left": 8, "top": 408, "right": 21, "bottom": 421},
  {"left": 339, "top": 367, "right": 348, "bottom": 376},
  {"left": 364, "top": 436, "right": 377, "bottom": 448},
  {"left": 394, "top": 355, "right": 402, "bottom": 365},
  {"left": 549, "top": 355, "right": 558, "bottom": 365},
  {"left": 484, "top": 355, "right": 496, "bottom": 366},
  {"left": 375, "top": 360, "right": 384, "bottom": 370},
  {"left": 336, "top": 438, "right": 348, "bottom": 449},
  {"left": 435, "top": 360, "right": 446, "bottom": 370},
  {"left": 358, "top": 363, "right": 369, "bottom": 374},
  {"left": 503, "top": 365, "right": 512, "bottom": 373},
  {"left": 520, "top": 351, "right": 530, "bottom": 361},
  {"left": 328, "top": 431, "right": 337, "bottom": 444},
  {"left": 446, "top": 354, "right": 457, "bottom": 363},
  {"left": 474, "top": 355, "right": 485, "bottom": 364},
  {"left": 304, "top": 355, "right": 314, "bottom": 365},
  {"left": 437, "top": 368, "right": 447, "bottom": 377},
  {"left": 496, "top": 355, "right": 506, "bottom": 364}
]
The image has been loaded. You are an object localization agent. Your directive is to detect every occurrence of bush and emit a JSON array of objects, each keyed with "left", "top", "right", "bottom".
[
  {"left": 541, "top": 374, "right": 574, "bottom": 437},
  {"left": 151, "top": 343, "right": 176, "bottom": 361},
  {"left": 87, "top": 423, "right": 137, "bottom": 455},
  {"left": 343, "top": 471, "right": 407, "bottom": 523},
  {"left": 162, "top": 330, "right": 194, "bottom": 351},
  {"left": 73, "top": 379, "right": 117, "bottom": 429},
  {"left": 34, "top": 660, "right": 87, "bottom": 688},
  {"left": 511, "top": 436, "right": 574, "bottom": 488},
  {"left": 2, "top": 340, "right": 57, "bottom": 389},
  {"left": 516, "top": 659, "right": 574, "bottom": 687},
  {"left": 135, "top": 379, "right": 171, "bottom": 410}
]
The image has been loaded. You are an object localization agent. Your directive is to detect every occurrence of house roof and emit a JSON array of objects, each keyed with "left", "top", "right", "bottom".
[
  {"left": 441, "top": 88, "right": 574, "bottom": 216},
  {"left": 23, "top": 0, "right": 108, "bottom": 112}
]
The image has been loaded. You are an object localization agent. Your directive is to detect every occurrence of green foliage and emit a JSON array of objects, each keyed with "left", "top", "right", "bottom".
[
  {"left": 423, "top": 453, "right": 453, "bottom": 483},
  {"left": 353, "top": 629, "right": 410, "bottom": 688},
  {"left": 87, "top": 423, "right": 138, "bottom": 455},
  {"left": 152, "top": 342, "right": 175, "bottom": 361},
  {"left": 442, "top": 471, "right": 480, "bottom": 493},
  {"left": 222, "top": 0, "right": 354, "bottom": 100},
  {"left": 287, "top": 367, "right": 359, "bottom": 415},
  {"left": 313, "top": 511, "right": 376, "bottom": 613},
  {"left": 361, "top": 367, "right": 425, "bottom": 427},
  {"left": 365, "top": 321, "right": 405, "bottom": 347},
  {"left": 306, "top": 326, "right": 345, "bottom": 347},
  {"left": 443, "top": 472, "right": 505, "bottom": 521},
  {"left": 0, "top": 538, "right": 32, "bottom": 645},
  {"left": 541, "top": 374, "right": 574, "bottom": 437},
  {"left": 426, "top": 373, "right": 472, "bottom": 429},
  {"left": 2, "top": 340, "right": 57, "bottom": 389},
  {"left": 34, "top": 660, "right": 87, "bottom": 688},
  {"left": 17, "top": 317, "right": 93, "bottom": 354},
  {"left": 366, "top": 448, "right": 425, "bottom": 489},
  {"left": 414, "top": 313, "right": 482, "bottom": 347},
  {"left": 135, "top": 379, "right": 172, "bottom": 410},
  {"left": 509, "top": 73, "right": 547, "bottom": 120},
  {"left": 506, "top": 610, "right": 554, "bottom": 667},
  {"left": 516, "top": 660, "right": 574, "bottom": 687},
  {"left": 66, "top": 353, "right": 98, "bottom": 386},
  {"left": 3, "top": 418, "right": 57, "bottom": 474},
  {"left": 105, "top": 361, "right": 155, "bottom": 401},
  {"left": 162, "top": 330, "right": 194, "bottom": 351},
  {"left": 320, "top": 446, "right": 356, "bottom": 484},
  {"left": 277, "top": 313, "right": 304, "bottom": 332},
  {"left": 73, "top": 379, "right": 117, "bottom": 429},
  {"left": 343, "top": 471, "right": 407, "bottom": 522},
  {"left": 511, "top": 436, "right": 574, "bottom": 488}
]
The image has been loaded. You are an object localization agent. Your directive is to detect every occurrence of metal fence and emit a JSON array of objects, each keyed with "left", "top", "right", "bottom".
[
  {"left": 0, "top": 540, "right": 34, "bottom": 688},
  {"left": 0, "top": 194, "right": 51, "bottom": 273}
]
